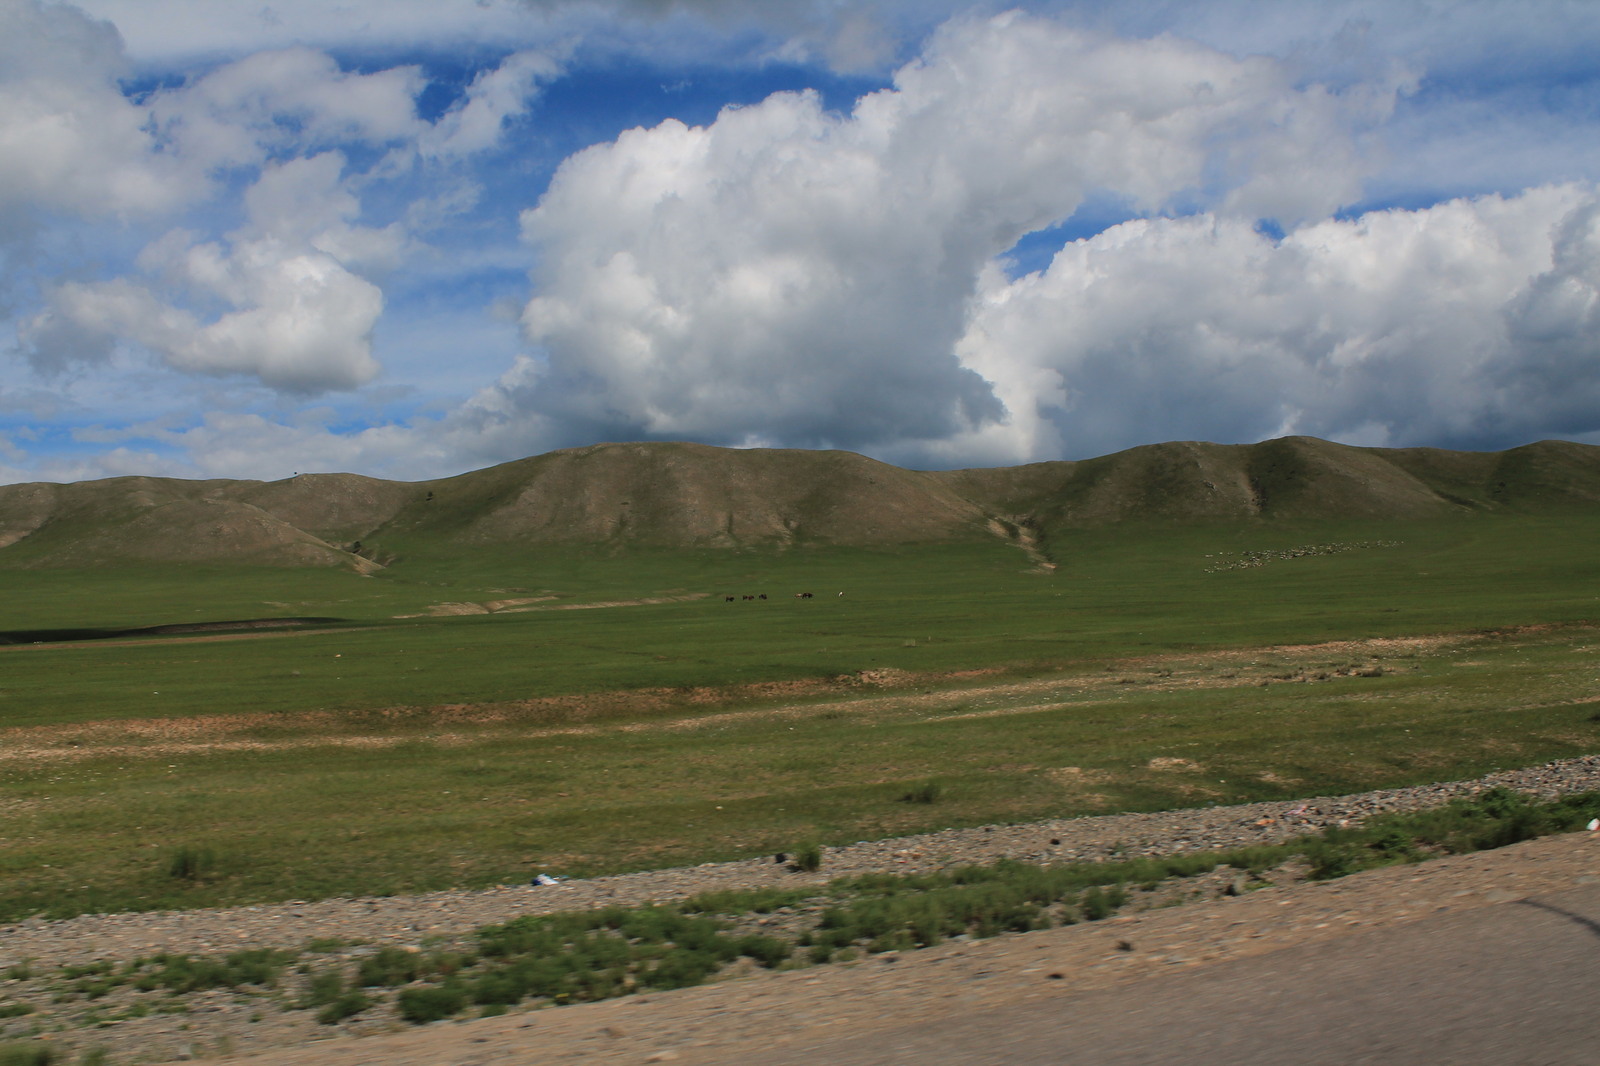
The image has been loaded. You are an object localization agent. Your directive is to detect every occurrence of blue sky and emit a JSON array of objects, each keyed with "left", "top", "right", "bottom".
[{"left": 3, "top": 0, "right": 1600, "bottom": 484}]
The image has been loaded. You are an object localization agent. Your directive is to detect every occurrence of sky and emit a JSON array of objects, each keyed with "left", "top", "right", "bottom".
[{"left": 3, "top": 0, "right": 1600, "bottom": 485}]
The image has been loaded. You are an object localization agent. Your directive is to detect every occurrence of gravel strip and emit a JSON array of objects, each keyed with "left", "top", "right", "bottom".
[{"left": 5, "top": 755, "right": 1598, "bottom": 968}]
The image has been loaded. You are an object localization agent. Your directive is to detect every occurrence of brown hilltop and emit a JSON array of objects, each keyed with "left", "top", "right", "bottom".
[
  {"left": 0, "top": 475, "right": 377, "bottom": 571},
  {"left": 390, "top": 442, "right": 989, "bottom": 548},
  {"left": 935, "top": 436, "right": 1600, "bottom": 534},
  {"left": 228, "top": 473, "right": 415, "bottom": 544},
  {"left": 2, "top": 436, "right": 1599, "bottom": 570}
]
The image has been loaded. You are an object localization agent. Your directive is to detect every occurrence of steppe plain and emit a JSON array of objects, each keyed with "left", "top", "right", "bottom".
[{"left": 1, "top": 435, "right": 1598, "bottom": 1062}]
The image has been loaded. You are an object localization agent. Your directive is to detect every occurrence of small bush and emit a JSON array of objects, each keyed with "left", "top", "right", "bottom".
[
  {"left": 0, "top": 1043, "right": 55, "bottom": 1066},
  {"left": 792, "top": 842, "right": 823, "bottom": 873},
  {"left": 899, "top": 782, "right": 942, "bottom": 805},
  {"left": 681, "top": 887, "right": 807, "bottom": 915},
  {"left": 223, "top": 949, "right": 291, "bottom": 987},
  {"left": 166, "top": 846, "right": 216, "bottom": 883},
  {"left": 397, "top": 981, "right": 468, "bottom": 1025},
  {"left": 639, "top": 949, "right": 723, "bottom": 991},
  {"left": 1080, "top": 885, "right": 1125, "bottom": 921},
  {"left": 298, "top": 969, "right": 344, "bottom": 1009},
  {"left": 315, "top": 991, "right": 372, "bottom": 1025},
  {"left": 1304, "top": 841, "right": 1360, "bottom": 880},
  {"left": 736, "top": 935, "right": 792, "bottom": 968},
  {"left": 136, "top": 949, "right": 294, "bottom": 994},
  {"left": 358, "top": 947, "right": 425, "bottom": 987}
]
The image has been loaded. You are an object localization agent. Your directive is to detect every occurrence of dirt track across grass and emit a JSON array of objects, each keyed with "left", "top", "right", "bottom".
[{"left": 0, "top": 627, "right": 1550, "bottom": 763}]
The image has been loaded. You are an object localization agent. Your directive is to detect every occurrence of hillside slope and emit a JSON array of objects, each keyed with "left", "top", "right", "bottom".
[{"left": 2, "top": 436, "right": 1598, "bottom": 569}]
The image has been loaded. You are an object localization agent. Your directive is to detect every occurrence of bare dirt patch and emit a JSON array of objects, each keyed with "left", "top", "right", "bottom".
[{"left": 395, "top": 592, "right": 709, "bottom": 618}]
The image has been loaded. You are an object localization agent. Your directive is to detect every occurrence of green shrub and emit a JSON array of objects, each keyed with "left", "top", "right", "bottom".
[
  {"left": 681, "top": 887, "right": 807, "bottom": 915},
  {"left": 315, "top": 991, "right": 372, "bottom": 1025},
  {"left": 165, "top": 847, "right": 216, "bottom": 883},
  {"left": 1080, "top": 885, "right": 1125, "bottom": 921},
  {"left": 221, "top": 949, "right": 291, "bottom": 987},
  {"left": 736, "top": 935, "right": 792, "bottom": 968},
  {"left": 0, "top": 1043, "right": 54, "bottom": 1066},
  {"left": 135, "top": 949, "right": 293, "bottom": 994},
  {"left": 898, "top": 782, "right": 942, "bottom": 804},
  {"left": 792, "top": 842, "right": 823, "bottom": 873},
  {"left": 357, "top": 947, "right": 425, "bottom": 987},
  {"left": 639, "top": 949, "right": 722, "bottom": 991},
  {"left": 398, "top": 981, "right": 468, "bottom": 1024},
  {"left": 298, "top": 969, "right": 344, "bottom": 1009},
  {"left": 1304, "top": 840, "right": 1360, "bottom": 880}
]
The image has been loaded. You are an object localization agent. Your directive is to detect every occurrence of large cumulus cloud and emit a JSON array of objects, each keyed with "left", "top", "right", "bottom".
[
  {"left": 511, "top": 11, "right": 1399, "bottom": 455},
  {"left": 944, "top": 184, "right": 1600, "bottom": 463}
]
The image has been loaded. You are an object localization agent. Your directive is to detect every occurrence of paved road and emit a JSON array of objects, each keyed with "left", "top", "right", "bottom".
[{"left": 726, "top": 884, "right": 1600, "bottom": 1065}]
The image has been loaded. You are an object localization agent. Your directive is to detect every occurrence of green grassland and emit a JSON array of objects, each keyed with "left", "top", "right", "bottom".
[{"left": 2, "top": 513, "right": 1598, "bottom": 921}]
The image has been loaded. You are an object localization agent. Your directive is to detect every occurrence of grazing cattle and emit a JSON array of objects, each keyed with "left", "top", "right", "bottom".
[
  {"left": 725, "top": 596, "right": 736, "bottom": 602},
  {"left": 743, "top": 595, "right": 755, "bottom": 601},
  {"left": 758, "top": 593, "right": 767, "bottom": 600}
]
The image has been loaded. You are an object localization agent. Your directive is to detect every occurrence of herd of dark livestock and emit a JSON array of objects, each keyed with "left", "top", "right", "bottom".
[{"left": 723, "top": 592, "right": 819, "bottom": 601}]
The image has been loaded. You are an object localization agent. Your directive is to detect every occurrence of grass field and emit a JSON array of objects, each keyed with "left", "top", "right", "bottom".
[{"left": 2, "top": 514, "right": 1598, "bottom": 921}]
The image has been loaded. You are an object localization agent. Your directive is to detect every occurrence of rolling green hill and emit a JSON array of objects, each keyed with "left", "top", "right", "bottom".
[{"left": 2, "top": 436, "right": 1598, "bottom": 571}]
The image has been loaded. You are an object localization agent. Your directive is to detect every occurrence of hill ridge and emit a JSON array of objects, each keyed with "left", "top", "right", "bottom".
[{"left": 3, "top": 436, "right": 1598, "bottom": 569}]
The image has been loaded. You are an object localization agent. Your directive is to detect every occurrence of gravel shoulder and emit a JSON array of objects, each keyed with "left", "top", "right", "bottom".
[{"left": 7, "top": 756, "right": 1598, "bottom": 969}]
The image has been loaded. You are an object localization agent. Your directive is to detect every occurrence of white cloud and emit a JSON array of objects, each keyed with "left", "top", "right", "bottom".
[
  {"left": 24, "top": 154, "right": 389, "bottom": 392},
  {"left": 943, "top": 184, "right": 1600, "bottom": 463},
  {"left": 420, "top": 49, "right": 563, "bottom": 159},
  {"left": 144, "top": 46, "right": 425, "bottom": 175},
  {"left": 1501, "top": 197, "right": 1600, "bottom": 434},
  {"left": 7, "top": 30, "right": 560, "bottom": 396},
  {"left": 0, "top": 6, "right": 441, "bottom": 236},
  {"left": 0, "top": 0, "right": 187, "bottom": 225},
  {"left": 7, "top": 1, "right": 1600, "bottom": 488},
  {"left": 69, "top": 0, "right": 962, "bottom": 75},
  {"left": 68, "top": 0, "right": 561, "bottom": 63},
  {"left": 509, "top": 11, "right": 1396, "bottom": 454},
  {"left": 19, "top": 186, "right": 1600, "bottom": 485}
]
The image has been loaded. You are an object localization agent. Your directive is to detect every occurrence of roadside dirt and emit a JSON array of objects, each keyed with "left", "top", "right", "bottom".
[{"left": 218, "top": 830, "right": 1600, "bottom": 1066}]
